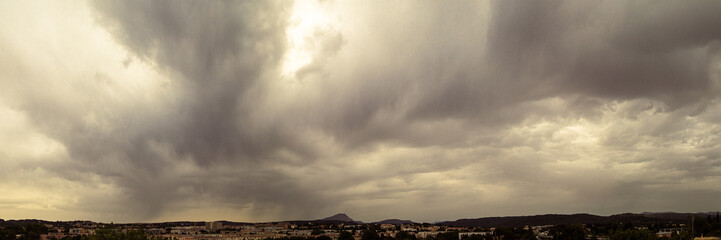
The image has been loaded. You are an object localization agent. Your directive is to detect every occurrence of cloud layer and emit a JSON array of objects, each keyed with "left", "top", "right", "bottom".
[{"left": 1, "top": 0, "right": 720, "bottom": 222}]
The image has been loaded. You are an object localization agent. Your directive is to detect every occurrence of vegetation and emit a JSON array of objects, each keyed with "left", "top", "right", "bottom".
[
  {"left": 433, "top": 232, "right": 458, "bottom": 240},
  {"left": 264, "top": 237, "right": 334, "bottom": 240},
  {"left": 610, "top": 229, "right": 656, "bottom": 240},
  {"left": 361, "top": 229, "right": 380, "bottom": 240},
  {"left": 338, "top": 231, "right": 354, "bottom": 240},
  {"left": 394, "top": 231, "right": 416, "bottom": 240},
  {"left": 0, "top": 223, "right": 48, "bottom": 240},
  {"left": 550, "top": 224, "right": 585, "bottom": 240},
  {"left": 90, "top": 229, "right": 146, "bottom": 240},
  {"left": 311, "top": 229, "right": 324, "bottom": 235}
]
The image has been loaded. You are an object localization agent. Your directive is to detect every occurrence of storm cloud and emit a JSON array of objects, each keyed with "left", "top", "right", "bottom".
[{"left": 1, "top": 0, "right": 720, "bottom": 222}]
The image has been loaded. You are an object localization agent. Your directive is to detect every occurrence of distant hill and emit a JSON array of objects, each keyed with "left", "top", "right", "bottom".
[
  {"left": 314, "top": 213, "right": 364, "bottom": 224},
  {"left": 373, "top": 219, "right": 417, "bottom": 225},
  {"left": 216, "top": 220, "right": 254, "bottom": 226},
  {"left": 1, "top": 211, "right": 717, "bottom": 228},
  {"left": 320, "top": 213, "right": 355, "bottom": 222},
  {"left": 441, "top": 214, "right": 607, "bottom": 227},
  {"left": 441, "top": 212, "right": 718, "bottom": 228},
  {"left": 641, "top": 212, "right": 717, "bottom": 221}
]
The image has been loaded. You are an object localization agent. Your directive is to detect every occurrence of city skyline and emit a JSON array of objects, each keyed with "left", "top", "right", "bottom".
[{"left": 2, "top": 1, "right": 721, "bottom": 223}]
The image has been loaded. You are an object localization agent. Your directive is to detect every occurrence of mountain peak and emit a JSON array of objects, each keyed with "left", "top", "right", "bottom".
[{"left": 320, "top": 213, "right": 355, "bottom": 222}]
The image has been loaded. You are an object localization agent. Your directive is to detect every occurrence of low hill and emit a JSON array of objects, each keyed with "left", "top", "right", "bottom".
[
  {"left": 439, "top": 212, "right": 713, "bottom": 228},
  {"left": 373, "top": 219, "right": 417, "bottom": 225}
]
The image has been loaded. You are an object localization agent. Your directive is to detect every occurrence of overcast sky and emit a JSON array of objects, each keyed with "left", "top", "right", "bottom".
[{"left": 2, "top": 0, "right": 721, "bottom": 223}]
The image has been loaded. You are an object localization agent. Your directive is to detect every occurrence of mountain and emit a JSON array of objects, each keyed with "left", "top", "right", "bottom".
[
  {"left": 2, "top": 211, "right": 717, "bottom": 228},
  {"left": 441, "top": 214, "right": 606, "bottom": 227},
  {"left": 642, "top": 212, "right": 717, "bottom": 221},
  {"left": 439, "top": 212, "right": 704, "bottom": 228},
  {"left": 373, "top": 219, "right": 417, "bottom": 225},
  {"left": 319, "top": 213, "right": 356, "bottom": 223}
]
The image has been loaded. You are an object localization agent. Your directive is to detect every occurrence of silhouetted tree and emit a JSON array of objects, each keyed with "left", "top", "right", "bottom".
[
  {"left": 338, "top": 231, "right": 354, "bottom": 240},
  {"left": 551, "top": 224, "right": 585, "bottom": 240},
  {"left": 316, "top": 236, "right": 332, "bottom": 240},
  {"left": 434, "top": 232, "right": 457, "bottom": 240},
  {"left": 89, "top": 228, "right": 161, "bottom": 240},
  {"left": 494, "top": 227, "right": 534, "bottom": 240},
  {"left": 610, "top": 229, "right": 655, "bottom": 240},
  {"left": 695, "top": 217, "right": 710, "bottom": 237},
  {"left": 395, "top": 231, "right": 416, "bottom": 240},
  {"left": 361, "top": 230, "right": 379, "bottom": 240},
  {"left": 669, "top": 230, "right": 693, "bottom": 240}
]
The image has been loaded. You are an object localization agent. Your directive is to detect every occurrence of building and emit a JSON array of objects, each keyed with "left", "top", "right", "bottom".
[
  {"left": 205, "top": 222, "right": 223, "bottom": 231},
  {"left": 657, "top": 228, "right": 684, "bottom": 238},
  {"left": 380, "top": 224, "right": 395, "bottom": 230},
  {"left": 458, "top": 232, "right": 491, "bottom": 240},
  {"left": 400, "top": 225, "right": 417, "bottom": 232},
  {"left": 69, "top": 228, "right": 93, "bottom": 235},
  {"left": 40, "top": 233, "right": 66, "bottom": 240},
  {"left": 416, "top": 231, "right": 440, "bottom": 239}
]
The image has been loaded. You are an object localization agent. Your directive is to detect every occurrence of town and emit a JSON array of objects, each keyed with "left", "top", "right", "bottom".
[{"left": 2, "top": 212, "right": 720, "bottom": 240}]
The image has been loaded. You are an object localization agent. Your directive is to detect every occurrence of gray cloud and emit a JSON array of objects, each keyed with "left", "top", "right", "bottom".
[
  {"left": 1, "top": 0, "right": 721, "bottom": 222},
  {"left": 91, "top": 0, "right": 304, "bottom": 165},
  {"left": 1, "top": 0, "right": 328, "bottom": 220},
  {"left": 486, "top": 1, "right": 721, "bottom": 106},
  {"left": 82, "top": 0, "right": 332, "bottom": 219}
]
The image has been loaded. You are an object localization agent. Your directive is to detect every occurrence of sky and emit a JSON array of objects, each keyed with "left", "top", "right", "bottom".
[{"left": 1, "top": 0, "right": 721, "bottom": 223}]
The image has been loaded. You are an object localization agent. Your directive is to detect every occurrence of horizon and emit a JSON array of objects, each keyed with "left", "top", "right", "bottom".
[
  {"left": 3, "top": 211, "right": 720, "bottom": 225},
  {"left": 2, "top": 0, "right": 721, "bottom": 223}
]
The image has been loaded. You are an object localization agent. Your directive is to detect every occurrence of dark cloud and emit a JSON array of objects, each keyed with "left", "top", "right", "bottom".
[
  {"left": 78, "top": 0, "right": 335, "bottom": 219},
  {"left": 92, "top": 0, "right": 304, "bottom": 165},
  {"left": 611, "top": 1, "right": 721, "bottom": 53},
  {"left": 311, "top": 0, "right": 721, "bottom": 150},
  {"left": 0, "top": 0, "right": 331, "bottom": 220},
  {"left": 485, "top": 1, "right": 721, "bottom": 107},
  {"left": 2, "top": 0, "right": 721, "bottom": 222}
]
